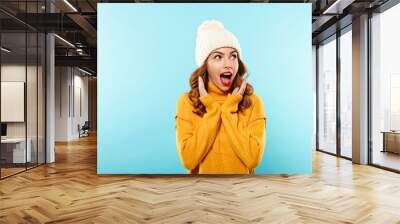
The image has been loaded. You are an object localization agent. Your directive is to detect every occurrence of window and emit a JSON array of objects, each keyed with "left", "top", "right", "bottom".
[
  {"left": 371, "top": 2, "right": 400, "bottom": 171},
  {"left": 318, "top": 36, "right": 337, "bottom": 154},
  {"left": 339, "top": 28, "right": 352, "bottom": 158}
]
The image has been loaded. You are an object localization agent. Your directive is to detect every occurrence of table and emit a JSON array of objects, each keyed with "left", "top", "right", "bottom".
[
  {"left": 1, "top": 138, "right": 32, "bottom": 163},
  {"left": 381, "top": 131, "right": 400, "bottom": 154}
]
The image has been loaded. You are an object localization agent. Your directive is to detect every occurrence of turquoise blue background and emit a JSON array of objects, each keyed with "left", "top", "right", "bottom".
[{"left": 98, "top": 3, "right": 312, "bottom": 174}]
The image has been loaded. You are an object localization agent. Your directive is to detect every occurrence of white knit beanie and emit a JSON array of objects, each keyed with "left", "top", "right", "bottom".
[{"left": 195, "top": 20, "right": 242, "bottom": 67}]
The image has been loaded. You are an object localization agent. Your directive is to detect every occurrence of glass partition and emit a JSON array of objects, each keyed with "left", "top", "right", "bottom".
[
  {"left": 371, "top": 3, "right": 400, "bottom": 171},
  {"left": 317, "top": 36, "right": 337, "bottom": 155}
]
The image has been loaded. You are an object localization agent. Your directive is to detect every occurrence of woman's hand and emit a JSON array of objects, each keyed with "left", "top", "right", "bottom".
[
  {"left": 232, "top": 80, "right": 247, "bottom": 96},
  {"left": 198, "top": 77, "right": 208, "bottom": 97}
]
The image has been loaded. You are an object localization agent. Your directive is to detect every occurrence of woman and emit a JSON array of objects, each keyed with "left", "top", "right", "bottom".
[{"left": 175, "top": 20, "right": 267, "bottom": 174}]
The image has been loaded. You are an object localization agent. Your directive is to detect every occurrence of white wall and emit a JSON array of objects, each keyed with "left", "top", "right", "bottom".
[
  {"left": 1, "top": 65, "right": 26, "bottom": 137},
  {"left": 1, "top": 65, "right": 42, "bottom": 137},
  {"left": 55, "top": 67, "right": 89, "bottom": 141},
  {"left": 55, "top": 66, "right": 69, "bottom": 141}
]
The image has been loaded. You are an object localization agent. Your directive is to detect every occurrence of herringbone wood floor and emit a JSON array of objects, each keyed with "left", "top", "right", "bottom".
[{"left": 1, "top": 134, "right": 400, "bottom": 224}]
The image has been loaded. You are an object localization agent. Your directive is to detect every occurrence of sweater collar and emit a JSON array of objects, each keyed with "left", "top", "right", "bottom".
[{"left": 207, "top": 80, "right": 228, "bottom": 101}]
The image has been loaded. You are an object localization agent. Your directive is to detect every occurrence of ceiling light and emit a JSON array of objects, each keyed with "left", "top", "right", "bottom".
[
  {"left": 322, "top": 0, "right": 354, "bottom": 15},
  {"left": 78, "top": 67, "right": 93, "bottom": 76},
  {"left": 1, "top": 47, "right": 11, "bottom": 53},
  {"left": 54, "top": 34, "right": 75, "bottom": 48},
  {"left": 63, "top": 0, "right": 78, "bottom": 12}
]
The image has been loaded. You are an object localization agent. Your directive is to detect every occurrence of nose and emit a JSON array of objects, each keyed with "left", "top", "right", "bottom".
[{"left": 223, "top": 57, "right": 233, "bottom": 70}]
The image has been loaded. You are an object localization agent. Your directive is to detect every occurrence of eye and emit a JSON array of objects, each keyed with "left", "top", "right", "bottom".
[
  {"left": 230, "top": 54, "right": 238, "bottom": 60},
  {"left": 214, "top": 55, "right": 222, "bottom": 60}
]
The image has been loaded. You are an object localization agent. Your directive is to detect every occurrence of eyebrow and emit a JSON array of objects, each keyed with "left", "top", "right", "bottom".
[{"left": 211, "top": 50, "right": 238, "bottom": 56}]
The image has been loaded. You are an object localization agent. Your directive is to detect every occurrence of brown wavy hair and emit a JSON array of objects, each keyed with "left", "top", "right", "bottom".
[{"left": 188, "top": 57, "right": 253, "bottom": 117}]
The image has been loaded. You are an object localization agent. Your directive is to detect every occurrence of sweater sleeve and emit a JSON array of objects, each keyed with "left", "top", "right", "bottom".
[
  {"left": 175, "top": 94, "right": 222, "bottom": 170},
  {"left": 220, "top": 94, "right": 267, "bottom": 169}
]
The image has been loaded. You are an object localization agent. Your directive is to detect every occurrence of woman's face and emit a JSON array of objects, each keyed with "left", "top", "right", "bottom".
[{"left": 206, "top": 47, "right": 239, "bottom": 92}]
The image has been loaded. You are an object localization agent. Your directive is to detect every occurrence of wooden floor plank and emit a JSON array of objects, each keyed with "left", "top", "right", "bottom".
[{"left": 0, "top": 134, "right": 400, "bottom": 223}]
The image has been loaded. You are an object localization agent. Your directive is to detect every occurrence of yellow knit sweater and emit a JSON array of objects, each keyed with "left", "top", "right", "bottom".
[{"left": 175, "top": 81, "right": 267, "bottom": 174}]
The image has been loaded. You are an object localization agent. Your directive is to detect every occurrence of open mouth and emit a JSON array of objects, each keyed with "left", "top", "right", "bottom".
[{"left": 220, "top": 72, "right": 233, "bottom": 87}]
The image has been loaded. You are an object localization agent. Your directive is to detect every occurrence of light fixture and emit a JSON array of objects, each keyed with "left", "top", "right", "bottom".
[
  {"left": 76, "top": 48, "right": 85, "bottom": 55},
  {"left": 63, "top": 0, "right": 78, "bottom": 12},
  {"left": 322, "top": 0, "right": 341, "bottom": 14},
  {"left": 54, "top": 34, "right": 75, "bottom": 48},
  {"left": 78, "top": 67, "right": 93, "bottom": 76},
  {"left": 322, "top": 0, "right": 354, "bottom": 15},
  {"left": 1, "top": 47, "right": 11, "bottom": 53}
]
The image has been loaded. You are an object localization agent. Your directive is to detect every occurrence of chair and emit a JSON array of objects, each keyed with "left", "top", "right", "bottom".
[{"left": 78, "top": 121, "right": 90, "bottom": 138}]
